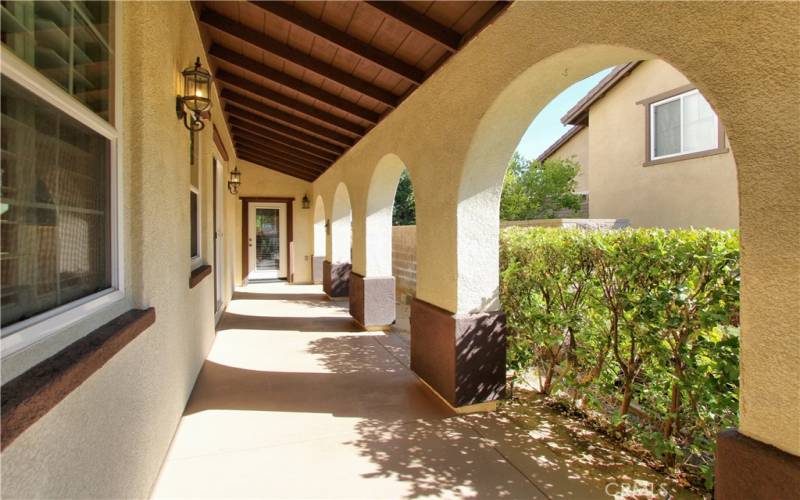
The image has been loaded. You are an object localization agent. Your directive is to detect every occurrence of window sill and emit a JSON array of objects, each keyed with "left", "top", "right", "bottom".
[
  {"left": 643, "top": 147, "right": 729, "bottom": 167},
  {"left": 0, "top": 308, "right": 156, "bottom": 450},
  {"left": 1, "top": 289, "right": 125, "bottom": 359},
  {"left": 189, "top": 265, "right": 212, "bottom": 289}
]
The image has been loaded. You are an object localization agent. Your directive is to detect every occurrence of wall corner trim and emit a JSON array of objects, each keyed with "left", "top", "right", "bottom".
[
  {"left": 189, "top": 264, "right": 213, "bottom": 289},
  {"left": 0, "top": 308, "right": 157, "bottom": 450}
]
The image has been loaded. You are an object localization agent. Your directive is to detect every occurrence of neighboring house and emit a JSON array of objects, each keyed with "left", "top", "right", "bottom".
[{"left": 539, "top": 60, "right": 739, "bottom": 229}]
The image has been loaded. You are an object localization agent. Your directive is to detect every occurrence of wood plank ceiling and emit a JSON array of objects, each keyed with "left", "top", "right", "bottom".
[{"left": 192, "top": 1, "right": 510, "bottom": 181}]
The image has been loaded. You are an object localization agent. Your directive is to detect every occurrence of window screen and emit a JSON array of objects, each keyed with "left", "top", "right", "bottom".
[{"left": 1, "top": 75, "right": 111, "bottom": 329}]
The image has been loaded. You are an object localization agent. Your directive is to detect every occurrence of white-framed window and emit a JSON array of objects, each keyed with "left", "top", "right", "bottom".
[
  {"left": 1, "top": 1, "right": 123, "bottom": 358},
  {"left": 189, "top": 126, "right": 203, "bottom": 268},
  {"left": 650, "top": 89, "right": 719, "bottom": 161}
]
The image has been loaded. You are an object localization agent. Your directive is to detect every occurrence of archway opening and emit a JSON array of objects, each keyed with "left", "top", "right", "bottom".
[
  {"left": 358, "top": 154, "right": 415, "bottom": 331},
  {"left": 461, "top": 47, "right": 740, "bottom": 493},
  {"left": 390, "top": 167, "right": 416, "bottom": 341},
  {"left": 331, "top": 183, "right": 352, "bottom": 264},
  {"left": 312, "top": 195, "right": 326, "bottom": 284},
  {"left": 324, "top": 182, "right": 352, "bottom": 299}
]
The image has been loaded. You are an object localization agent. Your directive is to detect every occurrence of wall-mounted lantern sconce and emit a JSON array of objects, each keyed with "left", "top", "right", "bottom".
[
  {"left": 325, "top": 219, "right": 330, "bottom": 235},
  {"left": 227, "top": 165, "right": 241, "bottom": 194},
  {"left": 302, "top": 194, "right": 310, "bottom": 209},
  {"left": 176, "top": 57, "right": 212, "bottom": 131}
]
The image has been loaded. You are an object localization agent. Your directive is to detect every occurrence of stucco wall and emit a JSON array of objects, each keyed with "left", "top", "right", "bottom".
[
  {"left": 234, "top": 160, "right": 313, "bottom": 284},
  {"left": 587, "top": 59, "right": 739, "bottom": 229},
  {"left": 310, "top": 2, "right": 799, "bottom": 456},
  {"left": 1, "top": 2, "right": 239, "bottom": 497},
  {"left": 549, "top": 126, "right": 590, "bottom": 193}
]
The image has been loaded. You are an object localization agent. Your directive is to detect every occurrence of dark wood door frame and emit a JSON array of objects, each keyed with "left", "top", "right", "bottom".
[{"left": 241, "top": 197, "right": 294, "bottom": 283}]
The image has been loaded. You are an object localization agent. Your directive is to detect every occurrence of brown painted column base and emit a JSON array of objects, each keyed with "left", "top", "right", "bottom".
[
  {"left": 715, "top": 428, "right": 800, "bottom": 499},
  {"left": 410, "top": 298, "right": 506, "bottom": 408},
  {"left": 312, "top": 256, "right": 324, "bottom": 284},
  {"left": 349, "top": 273, "right": 395, "bottom": 330},
  {"left": 322, "top": 260, "right": 351, "bottom": 298}
]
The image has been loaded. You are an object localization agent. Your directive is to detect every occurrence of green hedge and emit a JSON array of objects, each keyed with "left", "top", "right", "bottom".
[{"left": 500, "top": 227, "right": 740, "bottom": 488}]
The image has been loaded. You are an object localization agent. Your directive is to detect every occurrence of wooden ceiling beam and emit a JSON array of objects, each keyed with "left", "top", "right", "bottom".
[
  {"left": 228, "top": 116, "right": 339, "bottom": 162},
  {"left": 237, "top": 149, "right": 320, "bottom": 181},
  {"left": 200, "top": 10, "right": 399, "bottom": 108},
  {"left": 209, "top": 44, "right": 380, "bottom": 124},
  {"left": 236, "top": 144, "right": 320, "bottom": 179},
  {"left": 217, "top": 70, "right": 366, "bottom": 135},
  {"left": 232, "top": 131, "right": 329, "bottom": 170},
  {"left": 235, "top": 140, "right": 326, "bottom": 174},
  {"left": 249, "top": 1, "right": 424, "bottom": 84},
  {"left": 365, "top": 2, "right": 461, "bottom": 53},
  {"left": 222, "top": 89, "right": 356, "bottom": 147},
  {"left": 230, "top": 126, "right": 332, "bottom": 167},
  {"left": 225, "top": 107, "right": 344, "bottom": 156},
  {"left": 460, "top": 1, "right": 512, "bottom": 46}
]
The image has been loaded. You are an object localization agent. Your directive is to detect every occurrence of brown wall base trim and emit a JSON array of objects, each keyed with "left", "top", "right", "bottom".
[
  {"left": 715, "top": 428, "right": 800, "bottom": 499},
  {"left": 410, "top": 298, "right": 506, "bottom": 407},
  {"left": 189, "top": 264, "right": 213, "bottom": 288},
  {"left": 322, "top": 260, "right": 351, "bottom": 298},
  {"left": 0, "top": 308, "right": 157, "bottom": 450}
]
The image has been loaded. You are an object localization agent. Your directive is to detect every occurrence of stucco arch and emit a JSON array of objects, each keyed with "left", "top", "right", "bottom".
[
  {"left": 364, "top": 154, "right": 408, "bottom": 276},
  {"left": 457, "top": 44, "right": 649, "bottom": 313},
  {"left": 331, "top": 182, "right": 352, "bottom": 263}
]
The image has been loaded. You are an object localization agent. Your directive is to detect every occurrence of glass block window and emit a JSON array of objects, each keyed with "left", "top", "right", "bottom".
[{"left": 1, "top": 75, "right": 111, "bottom": 329}]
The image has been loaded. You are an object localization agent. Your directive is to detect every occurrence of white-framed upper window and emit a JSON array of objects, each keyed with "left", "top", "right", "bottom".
[
  {"left": 1, "top": 1, "right": 123, "bottom": 357},
  {"left": 650, "top": 89, "right": 719, "bottom": 161}
]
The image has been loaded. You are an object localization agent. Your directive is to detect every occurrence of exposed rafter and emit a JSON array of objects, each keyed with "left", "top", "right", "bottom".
[
  {"left": 223, "top": 90, "right": 357, "bottom": 147},
  {"left": 237, "top": 150, "right": 319, "bottom": 181},
  {"left": 195, "top": 1, "right": 512, "bottom": 182},
  {"left": 230, "top": 126, "right": 332, "bottom": 167},
  {"left": 233, "top": 134, "right": 329, "bottom": 171},
  {"left": 217, "top": 70, "right": 366, "bottom": 135},
  {"left": 249, "top": 1, "right": 424, "bottom": 84},
  {"left": 365, "top": 2, "right": 461, "bottom": 52},
  {"left": 227, "top": 116, "right": 339, "bottom": 162},
  {"left": 209, "top": 44, "right": 380, "bottom": 124},
  {"left": 225, "top": 107, "right": 345, "bottom": 156},
  {"left": 235, "top": 140, "right": 324, "bottom": 174},
  {"left": 237, "top": 150, "right": 318, "bottom": 181},
  {"left": 200, "top": 10, "right": 400, "bottom": 107}
]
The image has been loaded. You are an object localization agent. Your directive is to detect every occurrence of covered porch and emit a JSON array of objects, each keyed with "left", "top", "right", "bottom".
[{"left": 0, "top": 1, "right": 798, "bottom": 498}]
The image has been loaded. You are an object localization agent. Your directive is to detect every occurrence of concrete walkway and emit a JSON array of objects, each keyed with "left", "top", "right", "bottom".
[{"left": 152, "top": 282, "right": 695, "bottom": 499}]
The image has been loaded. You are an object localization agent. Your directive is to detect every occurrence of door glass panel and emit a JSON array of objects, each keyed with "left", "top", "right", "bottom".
[{"left": 255, "top": 208, "right": 279, "bottom": 271}]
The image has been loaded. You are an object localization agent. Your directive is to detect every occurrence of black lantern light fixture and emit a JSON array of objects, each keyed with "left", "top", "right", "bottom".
[
  {"left": 227, "top": 165, "right": 241, "bottom": 195},
  {"left": 302, "top": 194, "right": 311, "bottom": 209},
  {"left": 176, "top": 57, "right": 212, "bottom": 131},
  {"left": 228, "top": 166, "right": 242, "bottom": 194}
]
